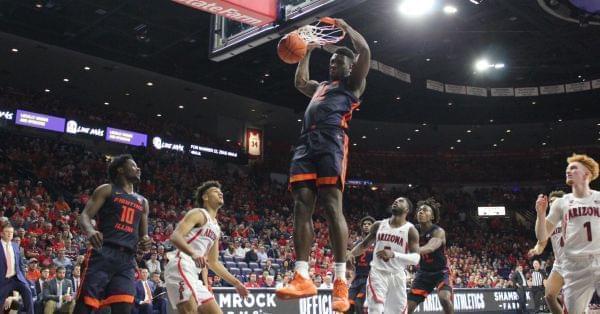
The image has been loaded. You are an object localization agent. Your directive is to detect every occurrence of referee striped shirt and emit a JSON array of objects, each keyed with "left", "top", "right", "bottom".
[{"left": 531, "top": 270, "right": 544, "bottom": 287}]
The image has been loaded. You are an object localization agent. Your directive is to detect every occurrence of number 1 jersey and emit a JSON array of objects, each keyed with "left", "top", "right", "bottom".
[{"left": 547, "top": 190, "right": 600, "bottom": 258}]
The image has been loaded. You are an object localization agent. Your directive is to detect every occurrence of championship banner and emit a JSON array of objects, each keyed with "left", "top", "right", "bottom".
[
  {"left": 466, "top": 86, "right": 488, "bottom": 97},
  {"left": 565, "top": 81, "right": 591, "bottom": 93},
  {"left": 514, "top": 87, "right": 539, "bottom": 97},
  {"left": 245, "top": 127, "right": 263, "bottom": 158},
  {"left": 171, "top": 0, "right": 277, "bottom": 26},
  {"left": 426, "top": 80, "right": 444, "bottom": 93},
  {"left": 203, "top": 288, "right": 534, "bottom": 314},
  {"left": 491, "top": 88, "right": 515, "bottom": 97},
  {"left": 540, "top": 84, "right": 565, "bottom": 95},
  {"left": 445, "top": 84, "right": 467, "bottom": 95}
]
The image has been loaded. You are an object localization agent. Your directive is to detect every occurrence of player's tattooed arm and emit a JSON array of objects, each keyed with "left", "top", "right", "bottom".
[
  {"left": 419, "top": 228, "right": 445, "bottom": 255},
  {"left": 348, "top": 221, "right": 380, "bottom": 260},
  {"left": 79, "top": 184, "right": 112, "bottom": 249}
]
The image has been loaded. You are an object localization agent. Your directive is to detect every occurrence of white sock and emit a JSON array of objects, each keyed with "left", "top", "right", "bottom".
[
  {"left": 334, "top": 263, "right": 346, "bottom": 282},
  {"left": 295, "top": 261, "right": 309, "bottom": 278}
]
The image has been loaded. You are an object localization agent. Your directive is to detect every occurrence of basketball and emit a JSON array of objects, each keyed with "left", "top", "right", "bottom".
[{"left": 277, "top": 31, "right": 307, "bottom": 64}]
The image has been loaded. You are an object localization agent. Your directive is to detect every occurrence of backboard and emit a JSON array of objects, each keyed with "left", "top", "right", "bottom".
[{"left": 208, "top": 0, "right": 368, "bottom": 61}]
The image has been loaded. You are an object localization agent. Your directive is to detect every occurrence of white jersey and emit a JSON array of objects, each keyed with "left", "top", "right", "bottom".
[
  {"left": 370, "top": 219, "right": 414, "bottom": 272},
  {"left": 547, "top": 190, "right": 600, "bottom": 258},
  {"left": 175, "top": 208, "right": 221, "bottom": 260},
  {"left": 549, "top": 220, "right": 565, "bottom": 263},
  {"left": 165, "top": 208, "right": 221, "bottom": 308}
]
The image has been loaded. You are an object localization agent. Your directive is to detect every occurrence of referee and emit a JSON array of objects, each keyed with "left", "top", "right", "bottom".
[{"left": 531, "top": 260, "right": 547, "bottom": 313}]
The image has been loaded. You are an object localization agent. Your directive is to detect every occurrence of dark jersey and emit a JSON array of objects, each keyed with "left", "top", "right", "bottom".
[
  {"left": 301, "top": 79, "right": 360, "bottom": 133},
  {"left": 416, "top": 224, "right": 448, "bottom": 272},
  {"left": 353, "top": 242, "right": 374, "bottom": 278},
  {"left": 97, "top": 184, "right": 144, "bottom": 251}
]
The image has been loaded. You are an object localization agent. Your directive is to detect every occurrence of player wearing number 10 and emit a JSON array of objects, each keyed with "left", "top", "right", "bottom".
[
  {"left": 535, "top": 153, "right": 600, "bottom": 314},
  {"left": 74, "top": 154, "right": 151, "bottom": 314}
]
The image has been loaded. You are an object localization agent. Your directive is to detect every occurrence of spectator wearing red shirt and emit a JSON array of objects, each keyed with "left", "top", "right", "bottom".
[
  {"left": 38, "top": 246, "right": 55, "bottom": 267},
  {"left": 26, "top": 258, "right": 41, "bottom": 281},
  {"left": 53, "top": 195, "right": 70, "bottom": 212},
  {"left": 28, "top": 220, "right": 44, "bottom": 236},
  {"left": 244, "top": 274, "right": 261, "bottom": 288}
]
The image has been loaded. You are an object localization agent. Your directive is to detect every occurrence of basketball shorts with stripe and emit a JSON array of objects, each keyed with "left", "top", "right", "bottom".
[
  {"left": 365, "top": 268, "right": 408, "bottom": 314},
  {"left": 164, "top": 256, "right": 214, "bottom": 309},
  {"left": 289, "top": 128, "right": 349, "bottom": 190}
]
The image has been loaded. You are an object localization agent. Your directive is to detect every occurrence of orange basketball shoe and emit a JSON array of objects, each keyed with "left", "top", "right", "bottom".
[
  {"left": 332, "top": 279, "right": 350, "bottom": 312},
  {"left": 275, "top": 272, "right": 317, "bottom": 300}
]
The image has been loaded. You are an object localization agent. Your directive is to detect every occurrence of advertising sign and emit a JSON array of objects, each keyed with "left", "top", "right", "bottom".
[
  {"left": 15, "top": 110, "right": 65, "bottom": 133},
  {"left": 105, "top": 127, "right": 148, "bottom": 147}
]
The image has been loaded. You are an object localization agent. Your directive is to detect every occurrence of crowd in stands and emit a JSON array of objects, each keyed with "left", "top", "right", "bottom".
[
  {"left": 1, "top": 86, "right": 598, "bottom": 312},
  {"left": 0, "top": 129, "right": 567, "bottom": 290}
]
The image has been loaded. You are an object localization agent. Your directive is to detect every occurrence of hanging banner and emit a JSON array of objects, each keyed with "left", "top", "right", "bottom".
[
  {"left": 395, "top": 70, "right": 412, "bottom": 83},
  {"left": 445, "top": 84, "right": 467, "bottom": 95},
  {"left": 426, "top": 80, "right": 444, "bottom": 93},
  {"left": 540, "top": 84, "right": 565, "bottom": 95},
  {"left": 466, "top": 86, "right": 488, "bottom": 97},
  {"left": 514, "top": 87, "right": 539, "bottom": 97},
  {"left": 565, "top": 81, "right": 591, "bottom": 93},
  {"left": 245, "top": 127, "right": 263, "bottom": 158},
  {"left": 491, "top": 88, "right": 515, "bottom": 97},
  {"left": 591, "top": 79, "right": 600, "bottom": 90}
]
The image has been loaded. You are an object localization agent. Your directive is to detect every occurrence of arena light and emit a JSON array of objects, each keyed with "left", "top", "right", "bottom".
[
  {"left": 399, "top": 0, "right": 435, "bottom": 16},
  {"left": 475, "top": 59, "right": 490, "bottom": 72},
  {"left": 11, "top": 48, "right": 18, "bottom": 53},
  {"left": 475, "top": 59, "right": 505, "bottom": 72},
  {"left": 83, "top": 66, "right": 91, "bottom": 71},
  {"left": 44, "top": 89, "right": 50, "bottom": 93},
  {"left": 178, "top": 105, "right": 184, "bottom": 109},
  {"left": 443, "top": 5, "right": 458, "bottom": 14}
]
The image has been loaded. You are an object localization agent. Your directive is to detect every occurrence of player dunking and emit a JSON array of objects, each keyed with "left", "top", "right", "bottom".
[
  {"left": 276, "top": 18, "right": 371, "bottom": 312},
  {"left": 528, "top": 190, "right": 565, "bottom": 314},
  {"left": 74, "top": 154, "right": 151, "bottom": 314},
  {"left": 407, "top": 198, "right": 454, "bottom": 314},
  {"left": 164, "top": 181, "right": 248, "bottom": 314},
  {"left": 347, "top": 216, "right": 375, "bottom": 314},
  {"left": 535, "top": 154, "right": 600, "bottom": 314},
  {"left": 348, "top": 197, "right": 420, "bottom": 313}
]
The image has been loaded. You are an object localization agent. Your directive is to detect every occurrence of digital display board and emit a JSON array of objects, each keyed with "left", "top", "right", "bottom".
[{"left": 15, "top": 110, "right": 65, "bottom": 133}]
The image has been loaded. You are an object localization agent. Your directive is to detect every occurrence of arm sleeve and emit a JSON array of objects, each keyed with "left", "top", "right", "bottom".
[
  {"left": 546, "top": 197, "right": 566, "bottom": 225},
  {"left": 393, "top": 252, "right": 420, "bottom": 265}
]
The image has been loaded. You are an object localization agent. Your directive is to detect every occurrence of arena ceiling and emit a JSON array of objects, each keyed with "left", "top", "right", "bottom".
[{"left": 0, "top": 0, "right": 599, "bottom": 151}]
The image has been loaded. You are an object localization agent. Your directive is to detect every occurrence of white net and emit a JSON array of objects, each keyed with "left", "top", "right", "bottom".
[{"left": 296, "top": 19, "right": 345, "bottom": 45}]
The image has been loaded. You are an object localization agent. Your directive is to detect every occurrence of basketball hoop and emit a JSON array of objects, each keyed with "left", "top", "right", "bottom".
[{"left": 295, "top": 17, "right": 345, "bottom": 45}]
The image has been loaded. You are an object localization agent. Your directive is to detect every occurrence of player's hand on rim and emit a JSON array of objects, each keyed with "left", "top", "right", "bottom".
[
  {"left": 88, "top": 230, "right": 103, "bottom": 249},
  {"left": 535, "top": 194, "right": 548, "bottom": 215},
  {"left": 333, "top": 18, "right": 350, "bottom": 30}
]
